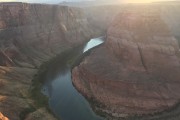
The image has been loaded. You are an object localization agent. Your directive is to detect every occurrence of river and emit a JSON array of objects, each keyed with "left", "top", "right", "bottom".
[{"left": 41, "top": 37, "right": 105, "bottom": 120}]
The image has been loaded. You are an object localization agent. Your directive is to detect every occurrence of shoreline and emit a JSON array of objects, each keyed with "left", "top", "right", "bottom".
[{"left": 28, "top": 41, "right": 89, "bottom": 120}]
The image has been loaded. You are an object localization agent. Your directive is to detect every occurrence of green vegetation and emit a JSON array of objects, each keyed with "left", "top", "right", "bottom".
[
  {"left": 19, "top": 60, "right": 54, "bottom": 120},
  {"left": 31, "top": 61, "right": 49, "bottom": 108},
  {"left": 23, "top": 41, "right": 88, "bottom": 120},
  {"left": 0, "top": 80, "right": 4, "bottom": 87},
  {"left": 19, "top": 106, "right": 36, "bottom": 120}
]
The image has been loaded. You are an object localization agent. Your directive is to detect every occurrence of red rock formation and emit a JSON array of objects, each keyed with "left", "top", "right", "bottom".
[
  {"left": 0, "top": 3, "right": 97, "bottom": 68},
  {"left": 72, "top": 7, "right": 180, "bottom": 118},
  {"left": 0, "top": 112, "right": 9, "bottom": 120},
  {"left": 0, "top": 3, "right": 103, "bottom": 120}
]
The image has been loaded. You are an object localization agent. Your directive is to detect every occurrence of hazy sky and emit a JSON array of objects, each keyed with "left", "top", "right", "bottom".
[
  {"left": 0, "top": 0, "right": 179, "bottom": 4},
  {"left": 0, "top": 0, "right": 94, "bottom": 3}
]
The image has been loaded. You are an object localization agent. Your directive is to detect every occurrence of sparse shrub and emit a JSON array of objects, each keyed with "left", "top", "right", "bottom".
[{"left": 0, "top": 80, "right": 4, "bottom": 87}]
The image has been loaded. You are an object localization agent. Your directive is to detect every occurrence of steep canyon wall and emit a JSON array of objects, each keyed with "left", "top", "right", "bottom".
[{"left": 0, "top": 2, "right": 105, "bottom": 120}]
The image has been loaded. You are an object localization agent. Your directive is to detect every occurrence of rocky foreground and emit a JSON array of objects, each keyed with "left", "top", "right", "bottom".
[{"left": 72, "top": 4, "right": 180, "bottom": 119}]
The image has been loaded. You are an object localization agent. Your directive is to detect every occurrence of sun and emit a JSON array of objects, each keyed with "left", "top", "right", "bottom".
[{"left": 126, "top": 0, "right": 159, "bottom": 3}]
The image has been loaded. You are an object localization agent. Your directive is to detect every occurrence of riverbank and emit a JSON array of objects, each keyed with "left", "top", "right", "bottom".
[
  {"left": 40, "top": 37, "right": 105, "bottom": 120},
  {"left": 0, "top": 65, "right": 57, "bottom": 120},
  {"left": 27, "top": 40, "right": 91, "bottom": 120}
]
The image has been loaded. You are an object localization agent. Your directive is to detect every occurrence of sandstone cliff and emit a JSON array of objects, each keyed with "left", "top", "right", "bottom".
[
  {"left": 0, "top": 2, "right": 104, "bottom": 120},
  {"left": 0, "top": 2, "right": 97, "bottom": 67},
  {"left": 72, "top": 4, "right": 180, "bottom": 120},
  {"left": 0, "top": 112, "right": 8, "bottom": 120}
]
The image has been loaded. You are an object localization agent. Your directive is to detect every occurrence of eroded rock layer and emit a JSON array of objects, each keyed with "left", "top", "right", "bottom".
[
  {"left": 0, "top": 112, "right": 8, "bottom": 120},
  {"left": 72, "top": 5, "right": 180, "bottom": 118},
  {"left": 0, "top": 2, "right": 98, "bottom": 67},
  {"left": 0, "top": 2, "right": 104, "bottom": 120}
]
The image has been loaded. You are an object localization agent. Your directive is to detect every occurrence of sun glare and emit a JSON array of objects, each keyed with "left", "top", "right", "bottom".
[{"left": 126, "top": 0, "right": 159, "bottom": 3}]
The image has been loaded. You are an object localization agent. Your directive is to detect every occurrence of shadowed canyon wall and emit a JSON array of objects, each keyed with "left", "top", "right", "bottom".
[{"left": 0, "top": 3, "right": 98, "bottom": 67}]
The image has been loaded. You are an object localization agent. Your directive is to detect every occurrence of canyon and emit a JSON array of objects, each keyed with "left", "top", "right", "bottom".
[
  {"left": 0, "top": 2, "right": 106, "bottom": 120},
  {"left": 0, "top": 1, "right": 180, "bottom": 120}
]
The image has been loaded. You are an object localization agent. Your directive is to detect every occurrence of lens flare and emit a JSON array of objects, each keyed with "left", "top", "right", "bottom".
[{"left": 126, "top": 0, "right": 162, "bottom": 3}]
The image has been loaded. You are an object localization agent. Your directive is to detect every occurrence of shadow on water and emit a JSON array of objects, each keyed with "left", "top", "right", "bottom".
[{"left": 41, "top": 37, "right": 105, "bottom": 120}]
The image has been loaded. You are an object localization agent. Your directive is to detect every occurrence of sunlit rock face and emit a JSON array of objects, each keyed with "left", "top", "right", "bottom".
[
  {"left": 72, "top": 6, "right": 180, "bottom": 118},
  {"left": 0, "top": 112, "right": 9, "bottom": 120}
]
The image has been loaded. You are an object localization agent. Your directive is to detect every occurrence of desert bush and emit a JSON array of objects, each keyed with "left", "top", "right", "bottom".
[{"left": 0, "top": 80, "right": 4, "bottom": 87}]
